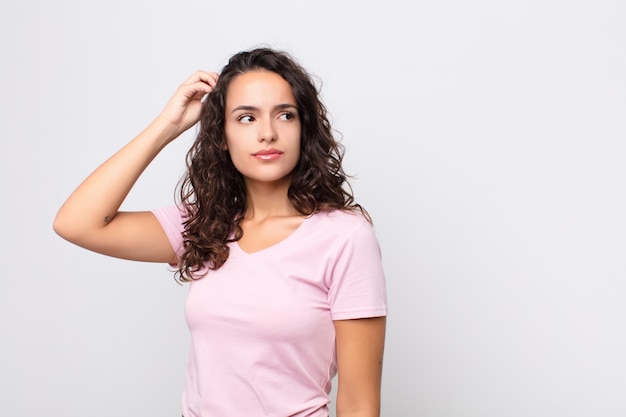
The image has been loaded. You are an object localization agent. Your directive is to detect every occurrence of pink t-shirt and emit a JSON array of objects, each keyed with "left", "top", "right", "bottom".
[{"left": 152, "top": 206, "right": 387, "bottom": 417}]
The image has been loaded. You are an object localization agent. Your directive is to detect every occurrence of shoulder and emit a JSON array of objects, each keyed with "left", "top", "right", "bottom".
[
  {"left": 150, "top": 205, "right": 188, "bottom": 253},
  {"left": 151, "top": 204, "right": 186, "bottom": 230},
  {"left": 311, "top": 209, "right": 371, "bottom": 225},
  {"left": 308, "top": 209, "right": 377, "bottom": 242},
  {"left": 311, "top": 209, "right": 371, "bottom": 229}
]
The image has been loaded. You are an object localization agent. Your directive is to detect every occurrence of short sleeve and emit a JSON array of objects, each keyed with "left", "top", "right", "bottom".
[
  {"left": 328, "top": 220, "right": 388, "bottom": 320},
  {"left": 151, "top": 205, "right": 186, "bottom": 259}
]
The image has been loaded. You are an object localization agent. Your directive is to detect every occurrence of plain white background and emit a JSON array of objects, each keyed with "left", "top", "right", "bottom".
[{"left": 1, "top": 1, "right": 625, "bottom": 416}]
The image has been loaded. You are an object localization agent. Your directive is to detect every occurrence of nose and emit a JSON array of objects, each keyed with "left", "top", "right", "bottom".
[{"left": 258, "top": 117, "right": 277, "bottom": 143}]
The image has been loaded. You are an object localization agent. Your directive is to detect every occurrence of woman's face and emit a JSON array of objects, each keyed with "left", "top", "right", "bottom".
[{"left": 224, "top": 69, "right": 301, "bottom": 187}]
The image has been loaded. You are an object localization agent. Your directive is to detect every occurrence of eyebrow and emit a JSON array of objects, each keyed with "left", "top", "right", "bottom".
[{"left": 230, "top": 103, "right": 298, "bottom": 114}]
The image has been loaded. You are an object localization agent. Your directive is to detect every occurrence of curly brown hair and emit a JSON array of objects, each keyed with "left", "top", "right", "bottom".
[{"left": 176, "top": 47, "right": 367, "bottom": 282}]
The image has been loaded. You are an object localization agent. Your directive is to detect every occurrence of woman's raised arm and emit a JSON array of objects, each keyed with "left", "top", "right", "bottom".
[{"left": 53, "top": 71, "right": 218, "bottom": 263}]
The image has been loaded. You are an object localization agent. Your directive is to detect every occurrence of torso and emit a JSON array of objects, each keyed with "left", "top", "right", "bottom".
[{"left": 150, "top": 206, "right": 387, "bottom": 417}]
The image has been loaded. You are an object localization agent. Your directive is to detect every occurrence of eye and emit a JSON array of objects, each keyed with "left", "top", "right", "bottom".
[
  {"left": 237, "top": 114, "right": 255, "bottom": 123},
  {"left": 279, "top": 111, "right": 296, "bottom": 121}
]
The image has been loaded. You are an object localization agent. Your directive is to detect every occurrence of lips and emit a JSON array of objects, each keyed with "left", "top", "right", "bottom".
[
  {"left": 252, "top": 149, "right": 283, "bottom": 160},
  {"left": 252, "top": 148, "right": 283, "bottom": 156}
]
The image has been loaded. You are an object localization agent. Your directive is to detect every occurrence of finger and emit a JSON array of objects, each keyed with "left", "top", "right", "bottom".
[
  {"left": 178, "top": 80, "right": 214, "bottom": 100},
  {"left": 183, "top": 70, "right": 219, "bottom": 88},
  {"left": 202, "top": 71, "right": 219, "bottom": 87}
]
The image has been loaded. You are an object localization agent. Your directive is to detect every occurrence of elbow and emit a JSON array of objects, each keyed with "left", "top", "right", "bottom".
[
  {"left": 336, "top": 394, "right": 380, "bottom": 417},
  {"left": 336, "top": 405, "right": 380, "bottom": 417},
  {"left": 52, "top": 212, "right": 72, "bottom": 241},
  {"left": 52, "top": 211, "right": 83, "bottom": 243}
]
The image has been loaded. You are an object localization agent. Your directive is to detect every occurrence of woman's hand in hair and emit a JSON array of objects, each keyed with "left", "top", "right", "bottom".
[
  {"left": 157, "top": 70, "right": 219, "bottom": 140},
  {"left": 53, "top": 71, "right": 216, "bottom": 262}
]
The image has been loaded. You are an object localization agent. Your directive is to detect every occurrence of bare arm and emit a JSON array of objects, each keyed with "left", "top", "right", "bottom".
[
  {"left": 334, "top": 316, "right": 387, "bottom": 417},
  {"left": 53, "top": 71, "right": 219, "bottom": 263}
]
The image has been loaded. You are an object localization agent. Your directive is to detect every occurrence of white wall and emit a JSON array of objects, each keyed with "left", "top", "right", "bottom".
[{"left": 1, "top": 1, "right": 625, "bottom": 416}]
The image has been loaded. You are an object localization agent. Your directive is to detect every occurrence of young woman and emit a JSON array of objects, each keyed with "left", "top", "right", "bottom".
[{"left": 54, "top": 47, "right": 387, "bottom": 417}]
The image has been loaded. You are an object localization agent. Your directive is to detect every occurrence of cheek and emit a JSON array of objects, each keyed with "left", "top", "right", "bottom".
[
  {"left": 225, "top": 142, "right": 244, "bottom": 164},
  {"left": 223, "top": 118, "right": 242, "bottom": 142},
  {"left": 223, "top": 124, "right": 243, "bottom": 151}
]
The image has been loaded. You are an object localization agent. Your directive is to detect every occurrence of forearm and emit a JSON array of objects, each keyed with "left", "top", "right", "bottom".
[{"left": 53, "top": 117, "right": 176, "bottom": 241}]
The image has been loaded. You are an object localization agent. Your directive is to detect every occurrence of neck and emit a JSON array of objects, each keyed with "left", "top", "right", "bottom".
[{"left": 244, "top": 177, "right": 300, "bottom": 220}]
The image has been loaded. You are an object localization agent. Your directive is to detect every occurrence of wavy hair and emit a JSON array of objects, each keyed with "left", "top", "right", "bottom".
[{"left": 176, "top": 47, "right": 367, "bottom": 282}]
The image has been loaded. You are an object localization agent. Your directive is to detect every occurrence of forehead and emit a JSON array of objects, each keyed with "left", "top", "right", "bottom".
[{"left": 225, "top": 70, "right": 295, "bottom": 108}]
